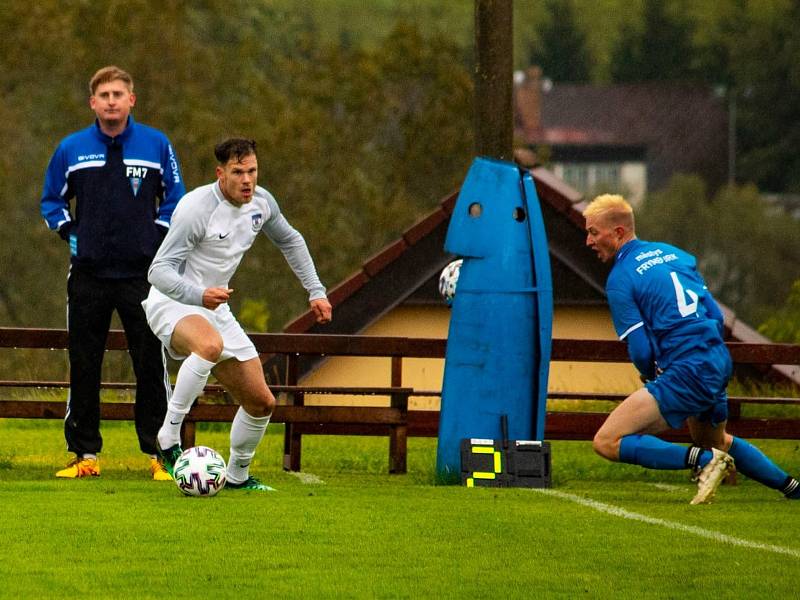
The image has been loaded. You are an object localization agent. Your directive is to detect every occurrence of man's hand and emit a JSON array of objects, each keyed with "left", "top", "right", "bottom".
[
  {"left": 639, "top": 365, "right": 663, "bottom": 384},
  {"left": 202, "top": 287, "right": 233, "bottom": 310},
  {"left": 310, "top": 298, "right": 332, "bottom": 324},
  {"left": 57, "top": 222, "right": 73, "bottom": 241}
]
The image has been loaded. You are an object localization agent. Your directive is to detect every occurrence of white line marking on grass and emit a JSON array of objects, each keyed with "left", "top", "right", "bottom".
[
  {"left": 288, "top": 471, "right": 325, "bottom": 485},
  {"left": 534, "top": 488, "right": 800, "bottom": 559},
  {"left": 649, "top": 483, "right": 684, "bottom": 492}
]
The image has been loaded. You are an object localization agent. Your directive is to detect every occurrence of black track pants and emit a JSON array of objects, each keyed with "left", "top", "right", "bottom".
[{"left": 65, "top": 270, "right": 169, "bottom": 455}]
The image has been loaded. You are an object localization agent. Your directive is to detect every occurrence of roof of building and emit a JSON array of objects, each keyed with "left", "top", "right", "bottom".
[{"left": 514, "top": 74, "right": 730, "bottom": 190}]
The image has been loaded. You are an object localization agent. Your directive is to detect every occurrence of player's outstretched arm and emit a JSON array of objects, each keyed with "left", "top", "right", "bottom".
[{"left": 261, "top": 195, "right": 327, "bottom": 300}]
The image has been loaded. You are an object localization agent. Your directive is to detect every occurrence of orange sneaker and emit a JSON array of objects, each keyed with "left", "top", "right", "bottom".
[
  {"left": 56, "top": 456, "right": 100, "bottom": 478},
  {"left": 150, "top": 457, "right": 173, "bottom": 481}
]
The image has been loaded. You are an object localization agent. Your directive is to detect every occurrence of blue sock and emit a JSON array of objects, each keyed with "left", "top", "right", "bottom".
[
  {"left": 726, "top": 436, "right": 792, "bottom": 491},
  {"left": 619, "top": 434, "right": 690, "bottom": 470}
]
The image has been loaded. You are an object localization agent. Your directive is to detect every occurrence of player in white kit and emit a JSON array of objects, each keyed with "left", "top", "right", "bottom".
[{"left": 144, "top": 138, "right": 332, "bottom": 490}]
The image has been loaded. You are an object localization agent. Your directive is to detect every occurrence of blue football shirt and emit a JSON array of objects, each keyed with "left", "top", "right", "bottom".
[{"left": 606, "top": 239, "right": 723, "bottom": 371}]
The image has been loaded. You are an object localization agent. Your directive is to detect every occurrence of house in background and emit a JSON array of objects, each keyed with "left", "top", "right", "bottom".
[
  {"left": 513, "top": 67, "right": 730, "bottom": 205},
  {"left": 276, "top": 166, "right": 791, "bottom": 410}
]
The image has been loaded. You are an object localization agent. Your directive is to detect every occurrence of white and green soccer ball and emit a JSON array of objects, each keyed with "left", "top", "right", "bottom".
[
  {"left": 438, "top": 259, "right": 463, "bottom": 306},
  {"left": 173, "top": 446, "right": 227, "bottom": 497}
]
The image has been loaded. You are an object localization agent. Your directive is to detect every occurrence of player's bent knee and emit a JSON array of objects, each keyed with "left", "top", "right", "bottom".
[
  {"left": 194, "top": 339, "right": 224, "bottom": 363},
  {"left": 243, "top": 391, "right": 275, "bottom": 418},
  {"left": 262, "top": 392, "right": 276, "bottom": 415},
  {"left": 592, "top": 432, "right": 619, "bottom": 462}
]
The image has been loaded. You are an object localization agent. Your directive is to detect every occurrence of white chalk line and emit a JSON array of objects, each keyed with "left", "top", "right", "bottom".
[
  {"left": 287, "top": 471, "right": 325, "bottom": 485},
  {"left": 532, "top": 488, "right": 800, "bottom": 559},
  {"left": 649, "top": 483, "right": 684, "bottom": 492}
]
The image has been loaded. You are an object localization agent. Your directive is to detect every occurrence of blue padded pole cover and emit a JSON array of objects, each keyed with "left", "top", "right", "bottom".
[{"left": 436, "top": 157, "right": 553, "bottom": 482}]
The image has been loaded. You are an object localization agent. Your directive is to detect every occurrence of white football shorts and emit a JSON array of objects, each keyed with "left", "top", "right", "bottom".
[{"left": 142, "top": 287, "right": 258, "bottom": 362}]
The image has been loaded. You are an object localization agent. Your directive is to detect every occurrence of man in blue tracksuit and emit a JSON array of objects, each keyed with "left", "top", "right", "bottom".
[
  {"left": 40, "top": 66, "right": 186, "bottom": 480},
  {"left": 584, "top": 194, "right": 799, "bottom": 504}
]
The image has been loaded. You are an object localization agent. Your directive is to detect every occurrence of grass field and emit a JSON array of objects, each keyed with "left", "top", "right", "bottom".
[{"left": 1, "top": 420, "right": 798, "bottom": 599}]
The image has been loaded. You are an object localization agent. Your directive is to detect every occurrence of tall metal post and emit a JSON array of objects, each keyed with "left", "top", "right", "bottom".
[{"left": 474, "top": 0, "right": 514, "bottom": 161}]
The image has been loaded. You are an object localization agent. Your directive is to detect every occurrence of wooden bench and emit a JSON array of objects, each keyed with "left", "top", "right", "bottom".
[
  {"left": 0, "top": 328, "right": 423, "bottom": 473},
  {"left": 1, "top": 328, "right": 798, "bottom": 474},
  {"left": 0, "top": 385, "right": 413, "bottom": 473}
]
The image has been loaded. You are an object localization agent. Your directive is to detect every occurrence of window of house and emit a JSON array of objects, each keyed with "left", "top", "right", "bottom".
[
  {"left": 558, "top": 162, "right": 621, "bottom": 195},
  {"left": 562, "top": 164, "right": 590, "bottom": 192},
  {"left": 594, "top": 164, "right": 621, "bottom": 190},
  {"left": 553, "top": 160, "right": 646, "bottom": 205}
]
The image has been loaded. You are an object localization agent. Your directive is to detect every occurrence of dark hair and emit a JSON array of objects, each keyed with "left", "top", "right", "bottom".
[{"left": 214, "top": 138, "right": 257, "bottom": 165}]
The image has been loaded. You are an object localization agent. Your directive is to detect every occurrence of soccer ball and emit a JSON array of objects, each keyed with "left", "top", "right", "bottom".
[
  {"left": 173, "top": 446, "right": 227, "bottom": 497},
  {"left": 438, "top": 259, "right": 463, "bottom": 305}
]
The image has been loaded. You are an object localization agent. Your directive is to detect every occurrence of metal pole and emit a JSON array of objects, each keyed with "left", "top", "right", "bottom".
[{"left": 474, "top": 0, "right": 514, "bottom": 161}]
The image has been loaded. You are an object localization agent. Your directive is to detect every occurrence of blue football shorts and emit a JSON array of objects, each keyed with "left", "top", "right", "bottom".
[{"left": 645, "top": 342, "right": 733, "bottom": 429}]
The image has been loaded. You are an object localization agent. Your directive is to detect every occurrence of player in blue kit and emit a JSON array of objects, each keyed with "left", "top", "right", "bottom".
[{"left": 583, "top": 194, "right": 799, "bottom": 504}]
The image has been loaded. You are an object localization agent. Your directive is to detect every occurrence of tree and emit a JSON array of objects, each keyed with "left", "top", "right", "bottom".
[
  {"left": 610, "top": 0, "right": 699, "bottom": 82},
  {"left": 0, "top": 2, "right": 474, "bottom": 331},
  {"left": 724, "top": 1, "right": 800, "bottom": 192},
  {"left": 527, "top": 0, "right": 592, "bottom": 82},
  {"left": 637, "top": 174, "right": 800, "bottom": 326},
  {"left": 759, "top": 280, "right": 800, "bottom": 343},
  {"left": 230, "top": 20, "right": 474, "bottom": 328}
]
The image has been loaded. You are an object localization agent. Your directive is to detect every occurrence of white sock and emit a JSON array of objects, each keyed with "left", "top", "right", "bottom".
[
  {"left": 227, "top": 407, "right": 271, "bottom": 484},
  {"left": 157, "top": 353, "right": 216, "bottom": 449}
]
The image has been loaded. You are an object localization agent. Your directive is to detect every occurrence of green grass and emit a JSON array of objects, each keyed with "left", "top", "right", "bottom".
[{"left": 0, "top": 420, "right": 799, "bottom": 599}]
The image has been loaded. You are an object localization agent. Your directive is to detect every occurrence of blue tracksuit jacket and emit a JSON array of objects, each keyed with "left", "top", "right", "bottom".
[{"left": 41, "top": 116, "right": 186, "bottom": 278}]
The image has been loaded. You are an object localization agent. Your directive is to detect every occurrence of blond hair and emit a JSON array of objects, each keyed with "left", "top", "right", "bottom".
[
  {"left": 583, "top": 194, "right": 635, "bottom": 230},
  {"left": 89, "top": 66, "right": 134, "bottom": 95}
]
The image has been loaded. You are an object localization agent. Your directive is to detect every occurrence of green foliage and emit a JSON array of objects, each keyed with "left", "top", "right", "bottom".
[
  {"left": 724, "top": 1, "right": 800, "bottom": 193},
  {"left": 610, "top": 0, "right": 700, "bottom": 82},
  {"left": 227, "top": 18, "right": 474, "bottom": 327},
  {"left": 637, "top": 174, "right": 800, "bottom": 325},
  {"left": 0, "top": 2, "right": 473, "bottom": 330},
  {"left": 760, "top": 280, "right": 800, "bottom": 343},
  {"left": 238, "top": 298, "right": 271, "bottom": 333},
  {"left": 527, "top": 0, "right": 592, "bottom": 82}
]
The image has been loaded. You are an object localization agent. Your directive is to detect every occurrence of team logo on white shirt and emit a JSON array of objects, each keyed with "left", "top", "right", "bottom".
[{"left": 251, "top": 213, "right": 263, "bottom": 231}]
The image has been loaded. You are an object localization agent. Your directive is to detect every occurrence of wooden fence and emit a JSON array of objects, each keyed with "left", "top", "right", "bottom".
[{"left": 0, "top": 327, "right": 798, "bottom": 473}]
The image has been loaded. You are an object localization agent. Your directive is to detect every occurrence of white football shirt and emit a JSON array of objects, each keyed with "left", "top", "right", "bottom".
[{"left": 148, "top": 181, "right": 326, "bottom": 306}]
